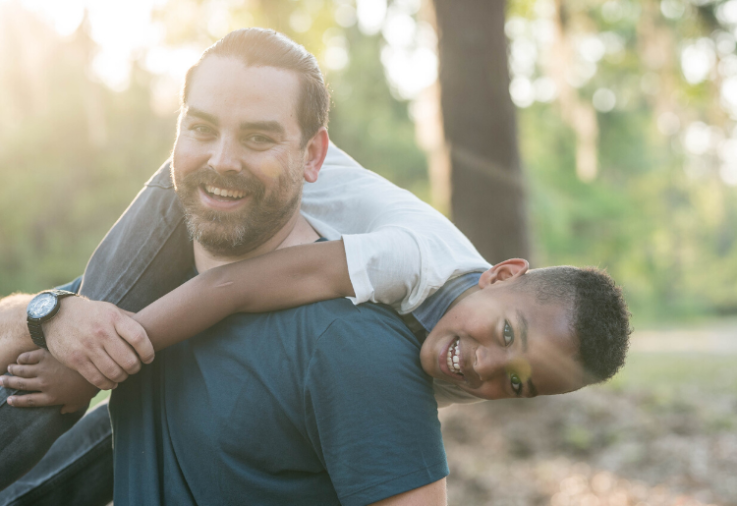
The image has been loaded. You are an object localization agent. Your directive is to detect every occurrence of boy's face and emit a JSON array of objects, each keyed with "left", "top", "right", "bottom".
[{"left": 420, "top": 260, "right": 587, "bottom": 400}]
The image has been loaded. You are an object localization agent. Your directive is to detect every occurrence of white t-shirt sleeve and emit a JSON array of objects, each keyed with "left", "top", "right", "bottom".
[{"left": 300, "top": 142, "right": 491, "bottom": 315}]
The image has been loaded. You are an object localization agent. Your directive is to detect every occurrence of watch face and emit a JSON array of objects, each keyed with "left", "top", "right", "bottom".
[{"left": 28, "top": 293, "right": 57, "bottom": 319}]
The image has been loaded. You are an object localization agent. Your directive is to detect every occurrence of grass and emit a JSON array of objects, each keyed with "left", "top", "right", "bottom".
[
  {"left": 605, "top": 351, "right": 737, "bottom": 395},
  {"left": 88, "top": 389, "right": 110, "bottom": 411}
]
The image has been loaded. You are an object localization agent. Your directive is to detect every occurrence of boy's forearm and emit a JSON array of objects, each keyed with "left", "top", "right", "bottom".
[
  {"left": 0, "top": 293, "right": 36, "bottom": 372},
  {"left": 226, "top": 239, "right": 354, "bottom": 312},
  {"left": 133, "top": 240, "right": 354, "bottom": 352}
]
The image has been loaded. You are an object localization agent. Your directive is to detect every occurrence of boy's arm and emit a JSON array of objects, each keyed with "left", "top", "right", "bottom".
[
  {"left": 304, "top": 143, "right": 491, "bottom": 314},
  {"left": 1, "top": 240, "right": 355, "bottom": 409},
  {"left": 135, "top": 239, "right": 354, "bottom": 351}
]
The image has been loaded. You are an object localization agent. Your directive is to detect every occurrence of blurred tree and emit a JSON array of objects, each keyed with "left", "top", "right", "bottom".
[
  {"left": 0, "top": 0, "right": 430, "bottom": 296},
  {"left": 507, "top": 0, "right": 737, "bottom": 320},
  {"left": 4, "top": 0, "right": 737, "bottom": 322},
  {"left": 432, "top": 0, "right": 530, "bottom": 263},
  {"left": 0, "top": 3, "right": 175, "bottom": 294}
]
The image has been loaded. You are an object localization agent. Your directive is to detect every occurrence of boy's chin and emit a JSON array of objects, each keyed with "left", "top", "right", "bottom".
[{"left": 419, "top": 336, "right": 450, "bottom": 380}]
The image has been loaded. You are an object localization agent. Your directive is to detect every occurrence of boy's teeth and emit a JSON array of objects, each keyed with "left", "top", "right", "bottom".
[{"left": 446, "top": 338, "right": 462, "bottom": 374}]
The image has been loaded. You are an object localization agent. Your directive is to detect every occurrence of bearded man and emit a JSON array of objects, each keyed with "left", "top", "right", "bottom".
[{"left": 99, "top": 28, "right": 448, "bottom": 505}]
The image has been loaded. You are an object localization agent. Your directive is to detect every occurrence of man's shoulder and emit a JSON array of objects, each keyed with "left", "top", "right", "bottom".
[
  {"left": 301, "top": 299, "right": 428, "bottom": 385},
  {"left": 299, "top": 302, "right": 446, "bottom": 506},
  {"left": 214, "top": 299, "right": 424, "bottom": 378},
  {"left": 302, "top": 298, "right": 419, "bottom": 348}
]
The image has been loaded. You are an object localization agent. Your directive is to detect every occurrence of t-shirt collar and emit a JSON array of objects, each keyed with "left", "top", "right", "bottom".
[{"left": 411, "top": 272, "right": 482, "bottom": 333}]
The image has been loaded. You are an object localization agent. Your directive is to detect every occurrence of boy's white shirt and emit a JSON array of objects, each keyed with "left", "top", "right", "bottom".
[
  {"left": 301, "top": 142, "right": 491, "bottom": 408},
  {"left": 302, "top": 142, "right": 491, "bottom": 315}
]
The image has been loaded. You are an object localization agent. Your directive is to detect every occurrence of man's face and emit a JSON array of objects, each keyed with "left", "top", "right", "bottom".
[
  {"left": 172, "top": 56, "right": 308, "bottom": 256},
  {"left": 420, "top": 272, "right": 587, "bottom": 400}
]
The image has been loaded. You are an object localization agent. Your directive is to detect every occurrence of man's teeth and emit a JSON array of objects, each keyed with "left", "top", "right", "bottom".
[
  {"left": 446, "top": 338, "right": 462, "bottom": 375},
  {"left": 205, "top": 185, "right": 245, "bottom": 199}
]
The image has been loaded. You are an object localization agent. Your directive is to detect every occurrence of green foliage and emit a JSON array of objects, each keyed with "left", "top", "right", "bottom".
[
  {"left": 509, "top": 0, "right": 737, "bottom": 322},
  {"left": 2, "top": 0, "right": 736, "bottom": 325},
  {"left": 605, "top": 352, "right": 737, "bottom": 396},
  {"left": 0, "top": 1, "right": 426, "bottom": 297},
  {"left": 328, "top": 27, "right": 430, "bottom": 197},
  {"left": 0, "top": 9, "right": 175, "bottom": 295}
]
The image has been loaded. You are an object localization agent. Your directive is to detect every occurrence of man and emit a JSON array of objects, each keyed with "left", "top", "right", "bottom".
[
  {"left": 6, "top": 28, "right": 451, "bottom": 505},
  {"left": 0, "top": 28, "right": 630, "bottom": 505}
]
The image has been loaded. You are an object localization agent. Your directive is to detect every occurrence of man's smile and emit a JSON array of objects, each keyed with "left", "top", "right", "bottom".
[
  {"left": 198, "top": 184, "right": 250, "bottom": 211},
  {"left": 204, "top": 184, "right": 246, "bottom": 199}
]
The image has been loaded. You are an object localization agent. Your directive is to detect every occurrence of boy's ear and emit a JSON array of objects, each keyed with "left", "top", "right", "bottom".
[
  {"left": 303, "top": 127, "right": 329, "bottom": 183},
  {"left": 479, "top": 258, "right": 530, "bottom": 288}
]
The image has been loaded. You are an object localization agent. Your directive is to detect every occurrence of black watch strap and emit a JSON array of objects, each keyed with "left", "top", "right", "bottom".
[{"left": 28, "top": 320, "right": 47, "bottom": 350}]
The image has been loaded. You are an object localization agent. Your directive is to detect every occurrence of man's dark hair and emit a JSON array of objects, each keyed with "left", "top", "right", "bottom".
[
  {"left": 182, "top": 28, "right": 330, "bottom": 145},
  {"left": 515, "top": 266, "right": 632, "bottom": 384}
]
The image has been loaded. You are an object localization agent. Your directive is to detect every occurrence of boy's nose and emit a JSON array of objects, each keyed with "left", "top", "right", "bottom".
[{"left": 472, "top": 346, "right": 508, "bottom": 384}]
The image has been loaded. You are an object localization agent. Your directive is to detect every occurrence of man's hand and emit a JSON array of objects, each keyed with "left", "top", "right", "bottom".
[
  {"left": 44, "top": 297, "right": 154, "bottom": 390},
  {"left": 0, "top": 348, "right": 99, "bottom": 413}
]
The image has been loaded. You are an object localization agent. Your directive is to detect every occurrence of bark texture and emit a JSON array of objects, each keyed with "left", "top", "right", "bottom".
[{"left": 432, "top": 0, "right": 530, "bottom": 264}]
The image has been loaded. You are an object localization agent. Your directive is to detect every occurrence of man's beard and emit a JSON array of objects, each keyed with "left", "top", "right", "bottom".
[{"left": 172, "top": 163, "right": 303, "bottom": 257}]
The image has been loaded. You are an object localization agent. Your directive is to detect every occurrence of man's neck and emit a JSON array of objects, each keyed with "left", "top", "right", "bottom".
[{"left": 194, "top": 213, "right": 320, "bottom": 272}]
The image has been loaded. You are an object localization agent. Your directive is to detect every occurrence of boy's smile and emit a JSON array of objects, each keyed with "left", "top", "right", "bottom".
[{"left": 420, "top": 259, "right": 588, "bottom": 400}]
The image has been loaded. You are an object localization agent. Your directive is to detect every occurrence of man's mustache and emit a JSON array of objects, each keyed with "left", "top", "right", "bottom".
[{"left": 179, "top": 167, "right": 265, "bottom": 198}]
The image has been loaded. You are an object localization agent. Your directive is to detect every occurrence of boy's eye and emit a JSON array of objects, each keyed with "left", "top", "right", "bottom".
[
  {"left": 503, "top": 320, "right": 514, "bottom": 346},
  {"left": 510, "top": 373, "right": 522, "bottom": 395}
]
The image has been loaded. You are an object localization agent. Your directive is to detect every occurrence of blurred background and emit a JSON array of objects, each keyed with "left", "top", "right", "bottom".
[{"left": 0, "top": 0, "right": 736, "bottom": 504}]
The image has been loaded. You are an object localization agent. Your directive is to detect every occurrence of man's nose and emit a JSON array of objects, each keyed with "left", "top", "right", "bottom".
[{"left": 210, "top": 136, "right": 242, "bottom": 175}]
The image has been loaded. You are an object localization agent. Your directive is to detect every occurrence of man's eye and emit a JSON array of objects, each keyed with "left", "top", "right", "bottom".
[
  {"left": 191, "top": 125, "right": 213, "bottom": 135},
  {"left": 245, "top": 135, "right": 273, "bottom": 145},
  {"left": 503, "top": 320, "right": 514, "bottom": 346},
  {"left": 510, "top": 373, "right": 522, "bottom": 395}
]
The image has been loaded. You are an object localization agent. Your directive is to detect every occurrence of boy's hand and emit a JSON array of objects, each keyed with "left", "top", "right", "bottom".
[
  {"left": 0, "top": 349, "right": 99, "bottom": 414},
  {"left": 44, "top": 297, "right": 154, "bottom": 390}
]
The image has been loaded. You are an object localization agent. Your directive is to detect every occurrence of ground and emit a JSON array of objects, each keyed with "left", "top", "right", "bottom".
[{"left": 441, "top": 321, "right": 737, "bottom": 506}]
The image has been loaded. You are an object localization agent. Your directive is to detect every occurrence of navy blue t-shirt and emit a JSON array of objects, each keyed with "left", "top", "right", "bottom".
[{"left": 109, "top": 297, "right": 448, "bottom": 505}]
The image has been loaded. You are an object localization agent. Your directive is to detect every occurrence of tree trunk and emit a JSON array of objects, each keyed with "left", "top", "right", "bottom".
[{"left": 431, "top": 0, "right": 529, "bottom": 264}]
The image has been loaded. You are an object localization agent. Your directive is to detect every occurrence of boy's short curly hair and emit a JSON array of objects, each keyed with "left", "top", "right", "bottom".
[{"left": 515, "top": 266, "right": 632, "bottom": 384}]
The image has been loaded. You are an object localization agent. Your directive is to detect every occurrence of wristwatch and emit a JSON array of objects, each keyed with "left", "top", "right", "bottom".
[{"left": 26, "top": 290, "right": 77, "bottom": 350}]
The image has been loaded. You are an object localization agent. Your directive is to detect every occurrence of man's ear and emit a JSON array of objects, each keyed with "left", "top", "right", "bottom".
[
  {"left": 303, "top": 127, "right": 329, "bottom": 183},
  {"left": 478, "top": 258, "right": 530, "bottom": 288}
]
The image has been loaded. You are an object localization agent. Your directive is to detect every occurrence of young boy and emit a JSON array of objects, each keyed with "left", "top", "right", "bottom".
[{"left": 0, "top": 143, "right": 630, "bottom": 502}]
